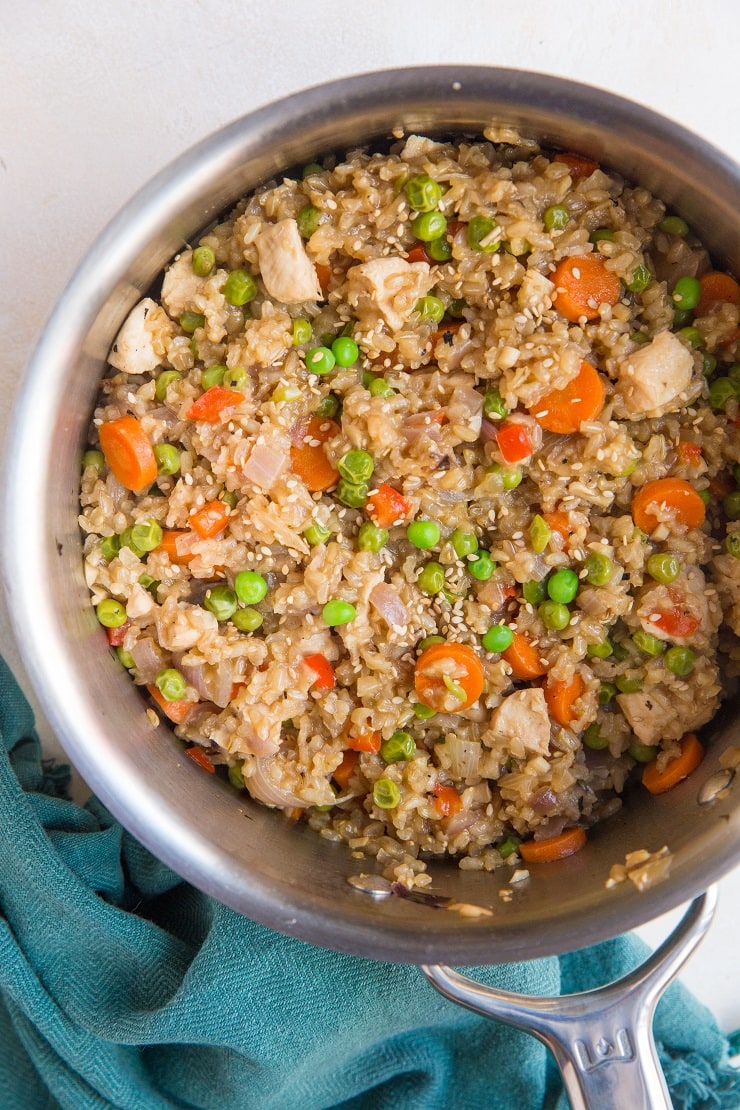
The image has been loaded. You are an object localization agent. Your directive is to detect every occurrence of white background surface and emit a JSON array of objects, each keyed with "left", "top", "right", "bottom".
[{"left": 2, "top": 0, "right": 739, "bottom": 1038}]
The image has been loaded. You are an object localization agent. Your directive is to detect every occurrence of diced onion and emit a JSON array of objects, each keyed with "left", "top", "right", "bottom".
[
  {"left": 242, "top": 441, "right": 288, "bottom": 490},
  {"left": 369, "top": 583, "right": 408, "bottom": 629}
]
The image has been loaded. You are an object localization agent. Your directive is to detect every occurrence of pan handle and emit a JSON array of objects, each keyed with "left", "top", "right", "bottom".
[{"left": 422, "top": 886, "right": 717, "bottom": 1110}]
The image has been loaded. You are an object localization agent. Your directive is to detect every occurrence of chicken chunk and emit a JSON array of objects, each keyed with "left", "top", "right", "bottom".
[
  {"left": 483, "top": 688, "right": 551, "bottom": 758},
  {"left": 617, "top": 683, "right": 717, "bottom": 745},
  {"left": 161, "top": 252, "right": 208, "bottom": 318},
  {"left": 616, "top": 330, "right": 694, "bottom": 418},
  {"left": 108, "top": 298, "right": 173, "bottom": 375},
  {"left": 255, "top": 219, "right": 321, "bottom": 304},
  {"left": 635, "top": 566, "right": 718, "bottom": 647},
  {"left": 517, "top": 268, "right": 554, "bottom": 315},
  {"left": 346, "top": 257, "right": 436, "bottom": 332}
]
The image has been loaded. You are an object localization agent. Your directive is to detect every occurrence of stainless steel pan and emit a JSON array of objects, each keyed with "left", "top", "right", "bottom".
[{"left": 4, "top": 68, "right": 739, "bottom": 1108}]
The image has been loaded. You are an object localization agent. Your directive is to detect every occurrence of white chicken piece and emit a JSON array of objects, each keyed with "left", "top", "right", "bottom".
[
  {"left": 483, "top": 688, "right": 551, "bottom": 758},
  {"left": 346, "top": 257, "right": 436, "bottom": 332},
  {"left": 161, "top": 252, "right": 209, "bottom": 318},
  {"left": 155, "top": 597, "right": 218, "bottom": 651},
  {"left": 617, "top": 683, "right": 718, "bottom": 745},
  {"left": 254, "top": 218, "right": 321, "bottom": 303},
  {"left": 616, "top": 330, "right": 694, "bottom": 418},
  {"left": 635, "top": 566, "right": 716, "bottom": 645},
  {"left": 108, "top": 298, "right": 173, "bottom": 375}
]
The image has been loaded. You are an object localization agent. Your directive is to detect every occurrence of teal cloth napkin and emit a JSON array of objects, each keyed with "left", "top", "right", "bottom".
[{"left": 0, "top": 656, "right": 738, "bottom": 1110}]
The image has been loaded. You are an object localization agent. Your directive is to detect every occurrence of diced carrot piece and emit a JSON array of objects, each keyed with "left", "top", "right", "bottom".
[
  {"left": 406, "top": 244, "right": 431, "bottom": 264},
  {"left": 333, "top": 749, "right": 359, "bottom": 790},
  {"left": 99, "top": 415, "right": 157, "bottom": 491},
  {"left": 529, "top": 361, "right": 605, "bottom": 434},
  {"left": 345, "top": 730, "right": 381, "bottom": 753},
  {"left": 315, "top": 263, "right": 331, "bottom": 297},
  {"left": 544, "top": 674, "right": 585, "bottom": 728},
  {"left": 414, "top": 642, "right": 485, "bottom": 713},
  {"left": 696, "top": 271, "right": 740, "bottom": 315},
  {"left": 519, "top": 827, "right": 587, "bottom": 863},
  {"left": 157, "top": 530, "right": 194, "bottom": 564},
  {"left": 653, "top": 599, "right": 700, "bottom": 639},
  {"left": 553, "top": 152, "right": 599, "bottom": 180},
  {"left": 495, "top": 421, "right": 533, "bottom": 464},
  {"left": 147, "top": 684, "right": 197, "bottom": 724},
  {"left": 631, "top": 478, "right": 706, "bottom": 533},
  {"left": 289, "top": 415, "right": 340, "bottom": 493},
  {"left": 552, "top": 256, "right": 621, "bottom": 322},
  {"left": 676, "top": 441, "right": 702, "bottom": 468},
  {"left": 432, "top": 783, "right": 463, "bottom": 818},
  {"left": 106, "top": 621, "right": 131, "bottom": 647},
  {"left": 189, "top": 499, "right": 230, "bottom": 539},
  {"left": 643, "top": 733, "right": 704, "bottom": 795},
  {"left": 366, "top": 484, "right": 412, "bottom": 528},
  {"left": 431, "top": 321, "right": 462, "bottom": 346},
  {"left": 185, "top": 746, "right": 216, "bottom": 773},
  {"left": 502, "top": 632, "right": 548, "bottom": 680},
  {"left": 185, "top": 385, "right": 244, "bottom": 422},
  {"left": 304, "top": 653, "right": 336, "bottom": 691},
  {"left": 542, "top": 511, "right": 575, "bottom": 543}
]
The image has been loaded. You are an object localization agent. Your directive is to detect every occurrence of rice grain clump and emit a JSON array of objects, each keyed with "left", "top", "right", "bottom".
[{"left": 80, "top": 134, "right": 740, "bottom": 887}]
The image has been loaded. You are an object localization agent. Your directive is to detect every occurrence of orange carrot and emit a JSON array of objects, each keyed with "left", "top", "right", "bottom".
[
  {"left": 99, "top": 415, "right": 157, "bottom": 491},
  {"left": 552, "top": 255, "right": 622, "bottom": 322},
  {"left": 345, "top": 730, "right": 381, "bottom": 753},
  {"left": 643, "top": 732, "right": 704, "bottom": 795},
  {"left": 366, "top": 483, "right": 413, "bottom": 528},
  {"left": 520, "top": 827, "right": 587, "bottom": 863},
  {"left": 185, "top": 746, "right": 216, "bottom": 773},
  {"left": 495, "top": 421, "right": 533, "bottom": 464},
  {"left": 431, "top": 320, "right": 462, "bottom": 346},
  {"left": 157, "top": 529, "right": 194, "bottom": 563},
  {"left": 333, "top": 749, "right": 359, "bottom": 790},
  {"left": 185, "top": 385, "right": 244, "bottom": 422},
  {"left": 432, "top": 783, "right": 463, "bottom": 818},
  {"left": 289, "top": 415, "right": 340, "bottom": 493},
  {"left": 542, "top": 511, "right": 575, "bottom": 543},
  {"left": 631, "top": 477, "right": 706, "bottom": 533},
  {"left": 315, "top": 263, "right": 331, "bottom": 297},
  {"left": 414, "top": 641, "right": 485, "bottom": 712},
  {"left": 544, "top": 673, "right": 585, "bottom": 728},
  {"left": 304, "top": 653, "right": 336, "bottom": 691},
  {"left": 652, "top": 589, "right": 700, "bottom": 639},
  {"left": 502, "top": 632, "right": 548, "bottom": 680},
  {"left": 529, "top": 360, "right": 605, "bottom": 434},
  {"left": 147, "top": 684, "right": 197, "bottom": 724},
  {"left": 189, "top": 499, "right": 230, "bottom": 539},
  {"left": 696, "top": 271, "right": 740, "bottom": 315},
  {"left": 676, "top": 441, "right": 702, "bottom": 468},
  {"left": 553, "top": 152, "right": 599, "bottom": 180},
  {"left": 406, "top": 244, "right": 431, "bottom": 264},
  {"left": 106, "top": 621, "right": 130, "bottom": 647}
]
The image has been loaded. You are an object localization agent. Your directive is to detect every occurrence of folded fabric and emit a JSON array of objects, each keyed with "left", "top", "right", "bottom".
[{"left": 0, "top": 656, "right": 738, "bottom": 1110}]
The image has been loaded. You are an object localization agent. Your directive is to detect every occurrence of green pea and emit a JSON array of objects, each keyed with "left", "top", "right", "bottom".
[
  {"left": 96, "top": 598, "right": 127, "bottom": 628},
  {"left": 628, "top": 740, "right": 657, "bottom": 763},
  {"left": 725, "top": 532, "right": 740, "bottom": 558},
  {"left": 154, "top": 444, "right": 181, "bottom": 476},
  {"left": 411, "top": 211, "right": 447, "bottom": 242},
  {"left": 598, "top": 681, "right": 618, "bottom": 705},
  {"left": 428, "top": 236, "right": 452, "bottom": 262},
  {"left": 590, "top": 228, "right": 616, "bottom": 244},
  {"left": 305, "top": 346, "right": 336, "bottom": 375},
  {"left": 450, "top": 530, "right": 479, "bottom": 559},
  {"left": 130, "top": 519, "right": 162, "bottom": 554},
  {"left": 405, "top": 174, "right": 443, "bottom": 212},
  {"left": 357, "top": 521, "right": 388, "bottom": 552},
  {"left": 302, "top": 162, "right": 323, "bottom": 177},
  {"left": 116, "top": 646, "right": 135, "bottom": 669},
  {"left": 155, "top": 370, "right": 182, "bottom": 402},
  {"left": 583, "top": 723, "right": 609, "bottom": 750},
  {"left": 664, "top": 645, "right": 696, "bottom": 676},
  {"left": 497, "top": 836, "right": 521, "bottom": 860},
  {"left": 523, "top": 579, "right": 548, "bottom": 605},
  {"left": 547, "top": 567, "right": 579, "bottom": 604},
  {"left": 368, "top": 377, "right": 396, "bottom": 397},
  {"left": 220, "top": 490, "right": 238, "bottom": 509},
  {"left": 587, "top": 640, "right": 613, "bottom": 659},
  {"left": 646, "top": 552, "right": 680, "bottom": 584},
  {"left": 467, "top": 216, "right": 501, "bottom": 252},
  {"left": 543, "top": 205, "right": 569, "bottom": 231},
  {"left": 724, "top": 491, "right": 740, "bottom": 520},
  {"left": 415, "top": 296, "right": 446, "bottom": 324},
  {"left": 201, "top": 364, "right": 226, "bottom": 389},
  {"left": 292, "top": 318, "right": 313, "bottom": 345},
  {"left": 488, "top": 463, "right": 523, "bottom": 490},
  {"left": 83, "top": 449, "right": 105, "bottom": 472},
  {"left": 232, "top": 607, "right": 263, "bottom": 632},
  {"left": 99, "top": 535, "right": 121, "bottom": 562},
  {"left": 703, "top": 353, "right": 718, "bottom": 377},
  {"left": 204, "top": 585, "right": 238, "bottom": 622},
  {"left": 304, "top": 521, "right": 332, "bottom": 546},
  {"left": 538, "top": 600, "right": 570, "bottom": 631},
  {"left": 223, "top": 269, "right": 257, "bottom": 306},
  {"left": 154, "top": 668, "right": 187, "bottom": 702},
  {"left": 659, "top": 215, "right": 689, "bottom": 236},
  {"left": 338, "top": 449, "right": 374, "bottom": 484},
  {"left": 331, "top": 336, "right": 359, "bottom": 367},
  {"left": 584, "top": 552, "right": 613, "bottom": 586},
  {"left": 138, "top": 573, "right": 159, "bottom": 595},
  {"left": 179, "top": 311, "right": 205, "bottom": 333},
  {"left": 296, "top": 204, "right": 321, "bottom": 239},
  {"left": 530, "top": 515, "right": 551, "bottom": 555},
  {"left": 677, "top": 326, "right": 704, "bottom": 349},
  {"left": 336, "top": 479, "right": 368, "bottom": 508},
  {"left": 672, "top": 275, "right": 702, "bottom": 310},
  {"left": 362, "top": 370, "right": 377, "bottom": 388},
  {"left": 417, "top": 562, "right": 445, "bottom": 594},
  {"left": 632, "top": 630, "right": 665, "bottom": 656},
  {"left": 228, "top": 761, "right": 245, "bottom": 789},
  {"left": 413, "top": 702, "right": 436, "bottom": 719},
  {"left": 708, "top": 377, "right": 739, "bottom": 411},
  {"left": 616, "top": 675, "right": 642, "bottom": 693},
  {"left": 468, "top": 551, "right": 496, "bottom": 581},
  {"left": 322, "top": 599, "right": 356, "bottom": 626},
  {"left": 373, "top": 778, "right": 401, "bottom": 809},
  {"left": 482, "top": 624, "right": 514, "bottom": 653},
  {"left": 447, "top": 298, "right": 467, "bottom": 318},
  {"left": 223, "top": 366, "right": 247, "bottom": 390},
  {"left": 407, "top": 520, "right": 441, "bottom": 550},
  {"left": 627, "top": 265, "right": 651, "bottom": 293},
  {"left": 673, "top": 307, "right": 693, "bottom": 327},
  {"left": 483, "top": 388, "right": 508, "bottom": 421},
  {"left": 234, "top": 571, "right": 268, "bottom": 605},
  {"left": 631, "top": 330, "right": 651, "bottom": 345},
  {"left": 192, "top": 246, "right": 216, "bottom": 277},
  {"left": 611, "top": 641, "right": 630, "bottom": 662},
  {"left": 381, "top": 730, "right": 416, "bottom": 763},
  {"left": 313, "top": 393, "right": 339, "bottom": 419}
]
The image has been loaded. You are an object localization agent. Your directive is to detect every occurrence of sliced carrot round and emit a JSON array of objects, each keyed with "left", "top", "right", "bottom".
[
  {"left": 414, "top": 641, "right": 485, "bottom": 712},
  {"left": 544, "top": 673, "right": 585, "bottom": 728},
  {"left": 552, "top": 256, "right": 622, "bottom": 322},
  {"left": 529, "top": 360, "right": 605, "bottom": 433},
  {"left": 696, "top": 271, "right": 740, "bottom": 316},
  {"left": 519, "top": 827, "right": 587, "bottom": 864},
  {"left": 501, "top": 632, "right": 548, "bottom": 680},
  {"left": 631, "top": 478, "right": 706, "bottom": 533},
  {"left": 99, "top": 415, "right": 157, "bottom": 491},
  {"left": 289, "top": 415, "right": 340, "bottom": 492},
  {"left": 642, "top": 733, "right": 704, "bottom": 795}
]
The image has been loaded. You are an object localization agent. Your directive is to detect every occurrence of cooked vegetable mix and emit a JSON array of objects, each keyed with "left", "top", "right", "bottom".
[{"left": 81, "top": 131, "right": 739, "bottom": 890}]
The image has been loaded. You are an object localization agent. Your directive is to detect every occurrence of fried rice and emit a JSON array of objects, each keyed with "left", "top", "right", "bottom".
[{"left": 79, "top": 130, "right": 740, "bottom": 888}]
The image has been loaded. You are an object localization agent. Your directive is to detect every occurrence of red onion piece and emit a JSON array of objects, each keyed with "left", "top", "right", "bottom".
[
  {"left": 369, "top": 582, "right": 408, "bottom": 629},
  {"left": 130, "top": 636, "right": 169, "bottom": 683},
  {"left": 242, "top": 441, "right": 288, "bottom": 490}
]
